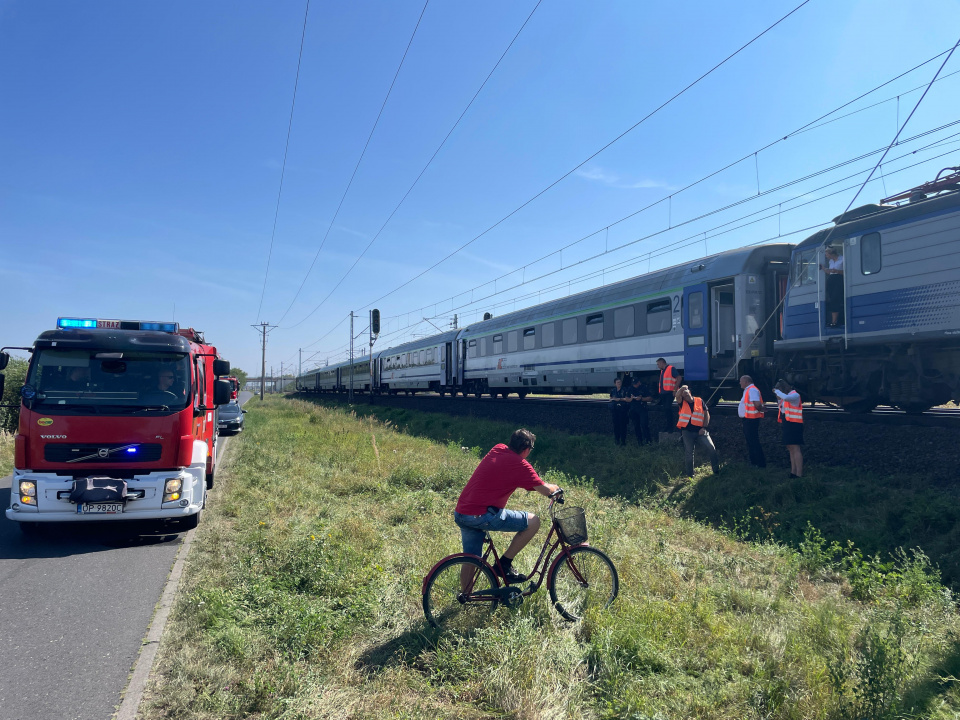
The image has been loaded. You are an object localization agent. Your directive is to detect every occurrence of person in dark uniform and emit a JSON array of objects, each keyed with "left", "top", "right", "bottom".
[
  {"left": 626, "top": 375, "right": 654, "bottom": 446},
  {"left": 655, "top": 358, "right": 681, "bottom": 407},
  {"left": 609, "top": 378, "right": 629, "bottom": 446}
]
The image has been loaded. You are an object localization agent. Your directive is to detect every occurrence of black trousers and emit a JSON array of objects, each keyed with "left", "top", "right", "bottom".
[
  {"left": 742, "top": 417, "right": 766, "bottom": 468},
  {"left": 612, "top": 405, "right": 629, "bottom": 445},
  {"left": 630, "top": 407, "right": 652, "bottom": 445}
]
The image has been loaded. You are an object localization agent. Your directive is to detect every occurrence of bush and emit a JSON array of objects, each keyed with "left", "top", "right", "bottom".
[{"left": 1, "top": 356, "right": 27, "bottom": 433}]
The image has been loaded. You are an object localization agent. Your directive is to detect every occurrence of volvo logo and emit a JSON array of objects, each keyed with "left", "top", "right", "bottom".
[{"left": 98, "top": 448, "right": 110, "bottom": 458}]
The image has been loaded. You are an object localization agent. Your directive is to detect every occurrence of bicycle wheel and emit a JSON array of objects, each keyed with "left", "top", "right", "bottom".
[
  {"left": 423, "top": 556, "right": 499, "bottom": 631},
  {"left": 548, "top": 546, "right": 619, "bottom": 621}
]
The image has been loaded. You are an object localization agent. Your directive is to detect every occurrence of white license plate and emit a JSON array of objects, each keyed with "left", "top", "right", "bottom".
[{"left": 78, "top": 503, "right": 124, "bottom": 514}]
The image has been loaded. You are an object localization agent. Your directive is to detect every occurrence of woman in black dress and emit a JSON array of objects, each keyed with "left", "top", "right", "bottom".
[{"left": 821, "top": 247, "right": 844, "bottom": 327}]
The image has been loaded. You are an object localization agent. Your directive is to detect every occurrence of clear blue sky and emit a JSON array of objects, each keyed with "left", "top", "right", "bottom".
[{"left": 2, "top": 0, "right": 958, "bottom": 376}]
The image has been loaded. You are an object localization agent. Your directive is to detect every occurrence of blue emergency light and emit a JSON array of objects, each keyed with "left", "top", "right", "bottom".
[{"left": 57, "top": 318, "right": 98, "bottom": 329}]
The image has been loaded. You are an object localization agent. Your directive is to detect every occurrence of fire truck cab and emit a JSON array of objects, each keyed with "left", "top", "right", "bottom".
[{"left": 3, "top": 317, "right": 232, "bottom": 533}]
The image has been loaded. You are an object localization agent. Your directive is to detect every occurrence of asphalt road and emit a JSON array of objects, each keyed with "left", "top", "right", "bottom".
[{"left": 0, "top": 391, "right": 251, "bottom": 720}]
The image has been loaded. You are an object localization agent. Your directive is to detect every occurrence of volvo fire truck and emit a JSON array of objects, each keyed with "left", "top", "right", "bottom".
[{"left": 1, "top": 318, "right": 231, "bottom": 533}]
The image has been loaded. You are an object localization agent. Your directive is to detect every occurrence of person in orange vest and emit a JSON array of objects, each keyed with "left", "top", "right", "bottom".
[
  {"left": 774, "top": 379, "right": 804, "bottom": 478},
  {"left": 738, "top": 375, "right": 766, "bottom": 468},
  {"left": 675, "top": 385, "right": 720, "bottom": 478},
  {"left": 656, "top": 358, "right": 681, "bottom": 408}
]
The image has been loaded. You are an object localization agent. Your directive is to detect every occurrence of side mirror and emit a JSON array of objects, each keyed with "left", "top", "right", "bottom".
[
  {"left": 213, "top": 359, "right": 230, "bottom": 377},
  {"left": 0, "top": 351, "right": 8, "bottom": 371},
  {"left": 213, "top": 379, "right": 232, "bottom": 406}
]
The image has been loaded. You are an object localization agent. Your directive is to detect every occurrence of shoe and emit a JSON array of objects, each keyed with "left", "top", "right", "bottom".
[
  {"left": 496, "top": 565, "right": 528, "bottom": 584},
  {"left": 789, "top": 473, "right": 797, "bottom": 479}
]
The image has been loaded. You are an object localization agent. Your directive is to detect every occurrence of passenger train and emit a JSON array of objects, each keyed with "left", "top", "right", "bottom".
[{"left": 297, "top": 171, "right": 960, "bottom": 412}]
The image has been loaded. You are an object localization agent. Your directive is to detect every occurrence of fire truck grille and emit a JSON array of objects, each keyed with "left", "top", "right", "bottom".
[{"left": 44, "top": 443, "right": 164, "bottom": 463}]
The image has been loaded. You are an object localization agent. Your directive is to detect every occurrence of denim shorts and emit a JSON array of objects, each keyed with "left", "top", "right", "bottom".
[{"left": 454, "top": 507, "right": 529, "bottom": 557}]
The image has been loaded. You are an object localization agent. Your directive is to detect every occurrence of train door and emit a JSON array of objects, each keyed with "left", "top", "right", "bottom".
[
  {"left": 683, "top": 284, "right": 709, "bottom": 381},
  {"left": 443, "top": 342, "right": 453, "bottom": 386},
  {"left": 711, "top": 281, "right": 737, "bottom": 379}
]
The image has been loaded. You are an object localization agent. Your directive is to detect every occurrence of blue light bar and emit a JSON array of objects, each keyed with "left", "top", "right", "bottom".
[
  {"left": 141, "top": 322, "right": 179, "bottom": 332},
  {"left": 126, "top": 447, "right": 137, "bottom": 453},
  {"left": 58, "top": 318, "right": 98, "bottom": 329}
]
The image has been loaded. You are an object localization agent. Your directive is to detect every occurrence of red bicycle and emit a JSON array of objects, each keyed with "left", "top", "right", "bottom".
[{"left": 422, "top": 490, "right": 618, "bottom": 630}]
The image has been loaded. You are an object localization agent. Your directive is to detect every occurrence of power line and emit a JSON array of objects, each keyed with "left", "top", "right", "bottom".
[
  {"left": 255, "top": 0, "right": 312, "bottom": 323},
  {"left": 353, "top": 0, "right": 813, "bottom": 310},
  {"left": 280, "top": 0, "right": 544, "bottom": 329},
  {"left": 274, "top": 0, "right": 432, "bottom": 327}
]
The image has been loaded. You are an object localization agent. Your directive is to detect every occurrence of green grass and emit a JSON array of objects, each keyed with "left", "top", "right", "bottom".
[
  {"left": 142, "top": 396, "right": 960, "bottom": 720},
  {"left": 0, "top": 432, "right": 12, "bottom": 477}
]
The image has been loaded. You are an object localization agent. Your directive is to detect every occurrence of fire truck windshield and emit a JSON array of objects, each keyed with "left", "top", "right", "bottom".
[{"left": 26, "top": 350, "right": 191, "bottom": 410}]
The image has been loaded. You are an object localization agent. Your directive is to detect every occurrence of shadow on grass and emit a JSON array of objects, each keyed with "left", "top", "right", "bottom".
[
  {"left": 355, "top": 622, "right": 441, "bottom": 673},
  {"left": 901, "top": 638, "right": 960, "bottom": 715}
]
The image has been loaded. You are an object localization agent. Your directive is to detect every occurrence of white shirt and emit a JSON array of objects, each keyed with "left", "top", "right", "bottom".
[
  {"left": 774, "top": 388, "right": 801, "bottom": 405},
  {"left": 738, "top": 385, "right": 761, "bottom": 417},
  {"left": 828, "top": 255, "right": 843, "bottom": 272}
]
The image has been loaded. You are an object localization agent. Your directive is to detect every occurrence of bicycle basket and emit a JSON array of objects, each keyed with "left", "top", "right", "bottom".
[{"left": 554, "top": 506, "right": 588, "bottom": 545}]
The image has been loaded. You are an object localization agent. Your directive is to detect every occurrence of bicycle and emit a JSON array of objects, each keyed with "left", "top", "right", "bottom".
[{"left": 422, "top": 490, "right": 619, "bottom": 630}]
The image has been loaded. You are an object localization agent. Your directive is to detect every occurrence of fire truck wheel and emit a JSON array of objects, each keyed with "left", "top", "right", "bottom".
[
  {"left": 206, "top": 472, "right": 215, "bottom": 490},
  {"left": 182, "top": 512, "right": 201, "bottom": 531}
]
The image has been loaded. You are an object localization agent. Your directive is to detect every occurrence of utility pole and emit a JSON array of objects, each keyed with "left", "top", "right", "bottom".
[
  {"left": 348, "top": 311, "right": 355, "bottom": 404},
  {"left": 251, "top": 322, "right": 275, "bottom": 401},
  {"left": 280, "top": 361, "right": 283, "bottom": 393},
  {"left": 299, "top": 348, "right": 302, "bottom": 384},
  {"left": 270, "top": 365, "right": 274, "bottom": 394}
]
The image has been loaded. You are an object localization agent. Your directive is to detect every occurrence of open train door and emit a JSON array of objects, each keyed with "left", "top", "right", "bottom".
[
  {"left": 683, "top": 284, "right": 709, "bottom": 381},
  {"left": 442, "top": 342, "right": 453, "bottom": 387}
]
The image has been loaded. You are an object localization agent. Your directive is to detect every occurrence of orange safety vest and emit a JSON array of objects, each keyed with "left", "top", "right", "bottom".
[
  {"left": 778, "top": 393, "right": 803, "bottom": 423},
  {"left": 660, "top": 364, "right": 678, "bottom": 393},
  {"left": 742, "top": 384, "right": 764, "bottom": 419},
  {"left": 677, "top": 398, "right": 705, "bottom": 429}
]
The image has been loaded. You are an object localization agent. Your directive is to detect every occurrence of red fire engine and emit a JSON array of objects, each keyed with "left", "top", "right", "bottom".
[
  {"left": 1, "top": 317, "right": 231, "bottom": 533},
  {"left": 226, "top": 375, "right": 240, "bottom": 400}
]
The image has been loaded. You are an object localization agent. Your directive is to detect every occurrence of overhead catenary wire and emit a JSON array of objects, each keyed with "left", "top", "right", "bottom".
[
  {"left": 357, "top": 45, "right": 959, "bottom": 322},
  {"left": 274, "top": 0, "right": 432, "bottom": 327},
  {"left": 379, "top": 119, "right": 960, "bottom": 326},
  {"left": 255, "top": 0, "right": 312, "bottom": 323},
  {"left": 286, "top": 0, "right": 813, "bottom": 327},
  {"left": 280, "top": 0, "right": 545, "bottom": 330}
]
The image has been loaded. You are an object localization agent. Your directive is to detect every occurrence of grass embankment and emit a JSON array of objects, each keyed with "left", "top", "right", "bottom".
[
  {"left": 144, "top": 396, "right": 960, "bottom": 720},
  {"left": 0, "top": 432, "right": 13, "bottom": 477}
]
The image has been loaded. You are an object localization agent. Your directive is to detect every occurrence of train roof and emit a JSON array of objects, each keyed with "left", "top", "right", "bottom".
[
  {"left": 375, "top": 329, "right": 459, "bottom": 358},
  {"left": 795, "top": 187, "right": 960, "bottom": 251},
  {"left": 459, "top": 243, "right": 793, "bottom": 336}
]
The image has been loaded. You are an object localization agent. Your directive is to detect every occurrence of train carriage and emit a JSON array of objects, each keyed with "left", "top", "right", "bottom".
[
  {"left": 376, "top": 330, "right": 459, "bottom": 395},
  {"left": 777, "top": 173, "right": 960, "bottom": 412},
  {"left": 458, "top": 244, "right": 793, "bottom": 399}
]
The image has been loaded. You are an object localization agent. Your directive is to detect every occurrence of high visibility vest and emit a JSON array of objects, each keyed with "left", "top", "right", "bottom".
[
  {"left": 677, "top": 398, "right": 705, "bottom": 429},
  {"left": 778, "top": 394, "right": 803, "bottom": 423},
  {"left": 660, "top": 365, "right": 678, "bottom": 393},
  {"left": 742, "top": 384, "right": 764, "bottom": 419}
]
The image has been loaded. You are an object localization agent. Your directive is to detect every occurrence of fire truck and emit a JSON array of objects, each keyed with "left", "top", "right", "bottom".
[
  {"left": 1, "top": 317, "right": 231, "bottom": 534},
  {"left": 226, "top": 375, "right": 240, "bottom": 400}
]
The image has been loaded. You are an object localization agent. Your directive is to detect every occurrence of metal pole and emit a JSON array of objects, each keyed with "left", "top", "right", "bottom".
[{"left": 349, "top": 311, "right": 355, "bottom": 403}]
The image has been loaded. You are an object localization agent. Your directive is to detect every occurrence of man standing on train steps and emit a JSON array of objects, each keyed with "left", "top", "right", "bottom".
[{"left": 738, "top": 375, "right": 766, "bottom": 468}]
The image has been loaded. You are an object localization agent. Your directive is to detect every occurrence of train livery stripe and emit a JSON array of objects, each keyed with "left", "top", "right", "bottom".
[{"left": 466, "top": 350, "right": 683, "bottom": 374}]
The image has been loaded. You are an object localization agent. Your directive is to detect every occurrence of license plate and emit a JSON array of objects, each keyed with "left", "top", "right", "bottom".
[{"left": 78, "top": 503, "right": 124, "bottom": 514}]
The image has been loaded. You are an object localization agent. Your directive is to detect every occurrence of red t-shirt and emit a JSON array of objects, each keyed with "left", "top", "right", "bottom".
[{"left": 455, "top": 444, "right": 545, "bottom": 515}]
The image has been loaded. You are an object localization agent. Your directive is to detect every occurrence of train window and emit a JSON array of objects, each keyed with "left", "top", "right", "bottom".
[
  {"left": 646, "top": 299, "right": 672, "bottom": 334},
  {"left": 562, "top": 318, "right": 578, "bottom": 345},
  {"left": 419, "top": 350, "right": 425, "bottom": 365},
  {"left": 493, "top": 334, "right": 503, "bottom": 354},
  {"left": 614, "top": 307, "right": 634, "bottom": 338},
  {"left": 467, "top": 340, "right": 477, "bottom": 359},
  {"left": 508, "top": 331, "right": 518, "bottom": 353},
  {"left": 585, "top": 313, "right": 604, "bottom": 342},
  {"left": 793, "top": 249, "right": 818, "bottom": 286},
  {"left": 523, "top": 327, "right": 535, "bottom": 350},
  {"left": 480, "top": 337, "right": 487, "bottom": 356},
  {"left": 542, "top": 322, "right": 555, "bottom": 347},
  {"left": 861, "top": 232, "right": 881, "bottom": 275},
  {"left": 689, "top": 292, "right": 703, "bottom": 329}
]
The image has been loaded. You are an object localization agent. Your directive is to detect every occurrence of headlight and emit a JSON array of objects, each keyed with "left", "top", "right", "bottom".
[
  {"left": 20, "top": 481, "right": 36, "bottom": 497},
  {"left": 163, "top": 478, "right": 184, "bottom": 503}
]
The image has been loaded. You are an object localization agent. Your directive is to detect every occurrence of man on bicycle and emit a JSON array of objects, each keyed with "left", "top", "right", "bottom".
[{"left": 454, "top": 429, "right": 560, "bottom": 584}]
